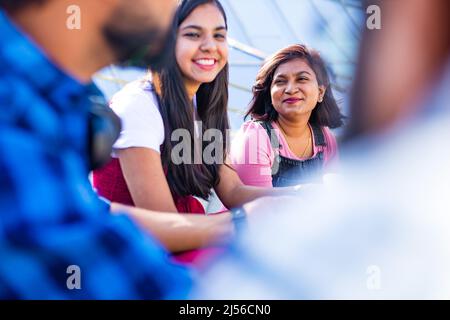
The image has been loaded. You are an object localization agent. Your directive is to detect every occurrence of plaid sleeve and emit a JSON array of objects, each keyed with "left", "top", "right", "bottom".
[{"left": 0, "top": 129, "right": 193, "bottom": 299}]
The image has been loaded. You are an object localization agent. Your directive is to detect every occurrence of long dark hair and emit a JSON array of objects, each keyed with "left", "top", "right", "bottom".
[
  {"left": 246, "top": 44, "right": 344, "bottom": 128},
  {"left": 156, "top": 0, "right": 229, "bottom": 200}
]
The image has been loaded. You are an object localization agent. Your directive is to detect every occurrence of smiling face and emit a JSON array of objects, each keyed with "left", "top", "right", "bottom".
[
  {"left": 270, "top": 58, "right": 325, "bottom": 121},
  {"left": 175, "top": 3, "right": 228, "bottom": 89}
]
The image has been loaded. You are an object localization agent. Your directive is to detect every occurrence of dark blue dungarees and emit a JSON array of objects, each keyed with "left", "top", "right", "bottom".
[{"left": 258, "top": 121, "right": 326, "bottom": 187}]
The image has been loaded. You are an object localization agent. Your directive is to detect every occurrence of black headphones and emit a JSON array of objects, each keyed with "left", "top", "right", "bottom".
[{"left": 87, "top": 88, "right": 121, "bottom": 171}]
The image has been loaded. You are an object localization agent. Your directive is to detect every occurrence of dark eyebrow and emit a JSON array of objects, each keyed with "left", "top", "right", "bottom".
[
  {"left": 181, "top": 25, "right": 227, "bottom": 31},
  {"left": 296, "top": 71, "right": 312, "bottom": 76},
  {"left": 181, "top": 25, "right": 201, "bottom": 31},
  {"left": 274, "top": 71, "right": 312, "bottom": 79},
  {"left": 214, "top": 26, "right": 227, "bottom": 32},
  {"left": 273, "top": 74, "right": 287, "bottom": 80}
]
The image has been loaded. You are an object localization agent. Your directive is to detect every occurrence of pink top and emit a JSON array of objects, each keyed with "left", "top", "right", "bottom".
[{"left": 230, "top": 121, "right": 339, "bottom": 187}]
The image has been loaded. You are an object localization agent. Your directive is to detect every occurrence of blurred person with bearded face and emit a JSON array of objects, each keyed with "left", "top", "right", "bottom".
[{"left": 0, "top": 0, "right": 200, "bottom": 299}]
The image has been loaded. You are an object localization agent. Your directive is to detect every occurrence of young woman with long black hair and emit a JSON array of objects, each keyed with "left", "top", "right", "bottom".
[{"left": 93, "top": 0, "right": 290, "bottom": 261}]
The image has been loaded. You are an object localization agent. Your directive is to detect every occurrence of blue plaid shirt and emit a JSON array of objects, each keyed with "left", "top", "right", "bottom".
[{"left": 0, "top": 10, "right": 192, "bottom": 299}]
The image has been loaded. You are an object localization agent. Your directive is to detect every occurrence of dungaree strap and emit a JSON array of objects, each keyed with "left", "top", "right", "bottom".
[
  {"left": 257, "top": 120, "right": 326, "bottom": 148},
  {"left": 257, "top": 120, "right": 280, "bottom": 150},
  {"left": 255, "top": 121, "right": 328, "bottom": 187}
]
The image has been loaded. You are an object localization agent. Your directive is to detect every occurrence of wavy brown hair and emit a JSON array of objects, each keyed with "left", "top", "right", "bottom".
[{"left": 246, "top": 44, "right": 344, "bottom": 128}]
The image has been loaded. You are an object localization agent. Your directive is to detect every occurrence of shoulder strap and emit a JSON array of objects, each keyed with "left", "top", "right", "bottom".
[
  {"left": 256, "top": 120, "right": 280, "bottom": 150},
  {"left": 310, "top": 124, "right": 326, "bottom": 147}
]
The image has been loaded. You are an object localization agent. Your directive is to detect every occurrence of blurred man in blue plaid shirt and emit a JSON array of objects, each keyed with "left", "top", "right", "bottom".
[{"left": 0, "top": 0, "right": 195, "bottom": 299}]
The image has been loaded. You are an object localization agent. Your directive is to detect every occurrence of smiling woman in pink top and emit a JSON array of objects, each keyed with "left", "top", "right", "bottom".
[{"left": 231, "top": 44, "right": 345, "bottom": 187}]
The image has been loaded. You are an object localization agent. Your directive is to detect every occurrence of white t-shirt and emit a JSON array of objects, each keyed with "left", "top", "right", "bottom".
[{"left": 110, "top": 79, "right": 164, "bottom": 156}]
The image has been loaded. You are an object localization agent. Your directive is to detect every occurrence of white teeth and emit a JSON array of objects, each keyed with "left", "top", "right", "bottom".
[{"left": 195, "top": 59, "right": 215, "bottom": 66}]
